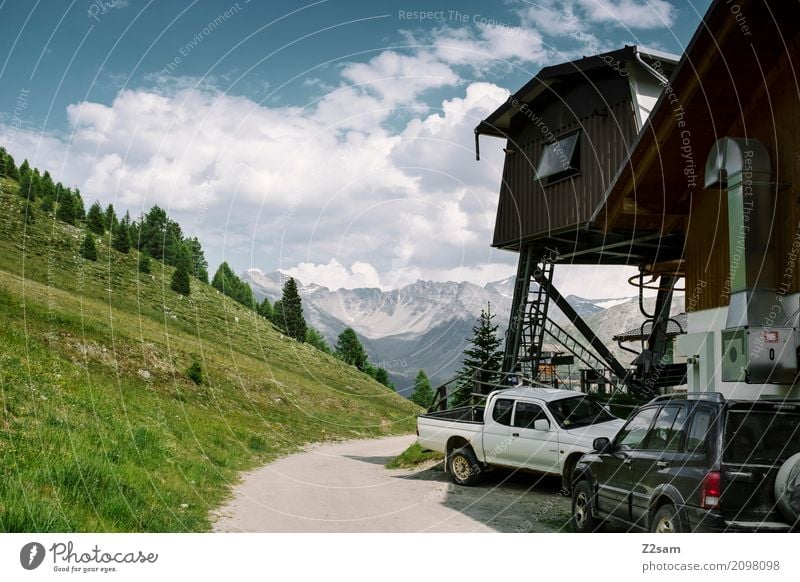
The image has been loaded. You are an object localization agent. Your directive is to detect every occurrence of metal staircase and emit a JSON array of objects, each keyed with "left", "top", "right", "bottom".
[{"left": 502, "top": 248, "right": 555, "bottom": 381}]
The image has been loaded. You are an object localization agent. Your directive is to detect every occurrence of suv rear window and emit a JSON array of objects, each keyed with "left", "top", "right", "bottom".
[{"left": 724, "top": 407, "right": 800, "bottom": 464}]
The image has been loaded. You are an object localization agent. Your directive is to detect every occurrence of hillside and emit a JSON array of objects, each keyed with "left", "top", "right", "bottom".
[{"left": 0, "top": 177, "right": 418, "bottom": 532}]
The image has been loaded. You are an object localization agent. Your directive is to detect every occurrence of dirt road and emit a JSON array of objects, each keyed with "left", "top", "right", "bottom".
[{"left": 212, "top": 435, "right": 572, "bottom": 533}]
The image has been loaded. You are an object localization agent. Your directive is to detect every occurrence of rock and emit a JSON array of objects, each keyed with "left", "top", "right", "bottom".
[{"left": 137, "top": 369, "right": 152, "bottom": 380}]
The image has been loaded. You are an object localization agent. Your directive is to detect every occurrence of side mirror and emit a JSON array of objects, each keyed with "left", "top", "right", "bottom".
[
  {"left": 593, "top": 437, "right": 610, "bottom": 453},
  {"left": 534, "top": 418, "right": 550, "bottom": 431}
]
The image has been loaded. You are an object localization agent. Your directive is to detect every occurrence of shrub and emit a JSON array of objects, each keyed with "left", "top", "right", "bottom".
[{"left": 186, "top": 361, "right": 203, "bottom": 385}]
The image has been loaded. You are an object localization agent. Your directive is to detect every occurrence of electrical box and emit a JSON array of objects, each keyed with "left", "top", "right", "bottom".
[{"left": 721, "top": 327, "right": 798, "bottom": 384}]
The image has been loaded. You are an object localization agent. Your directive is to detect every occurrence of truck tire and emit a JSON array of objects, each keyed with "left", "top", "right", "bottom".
[
  {"left": 651, "top": 504, "right": 683, "bottom": 533},
  {"left": 774, "top": 452, "right": 800, "bottom": 524},
  {"left": 571, "top": 480, "right": 600, "bottom": 532},
  {"left": 447, "top": 447, "right": 482, "bottom": 486}
]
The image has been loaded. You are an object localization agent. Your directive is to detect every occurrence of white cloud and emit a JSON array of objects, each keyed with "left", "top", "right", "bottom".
[
  {"left": 281, "top": 259, "right": 382, "bottom": 290},
  {"left": 576, "top": 0, "right": 675, "bottom": 29}
]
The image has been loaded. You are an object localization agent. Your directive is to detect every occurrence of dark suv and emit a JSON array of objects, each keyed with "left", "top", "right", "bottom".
[{"left": 570, "top": 393, "right": 800, "bottom": 532}]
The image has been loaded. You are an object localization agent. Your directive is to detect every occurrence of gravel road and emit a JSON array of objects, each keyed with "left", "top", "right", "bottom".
[{"left": 212, "top": 435, "right": 572, "bottom": 533}]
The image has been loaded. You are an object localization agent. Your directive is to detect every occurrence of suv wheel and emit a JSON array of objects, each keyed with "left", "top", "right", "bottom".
[
  {"left": 571, "top": 480, "right": 599, "bottom": 532},
  {"left": 447, "top": 447, "right": 482, "bottom": 486},
  {"left": 651, "top": 504, "right": 683, "bottom": 533}
]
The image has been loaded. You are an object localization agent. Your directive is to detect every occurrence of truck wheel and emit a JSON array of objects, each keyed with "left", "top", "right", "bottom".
[
  {"left": 651, "top": 504, "right": 683, "bottom": 533},
  {"left": 571, "top": 480, "right": 599, "bottom": 532},
  {"left": 447, "top": 447, "right": 482, "bottom": 486}
]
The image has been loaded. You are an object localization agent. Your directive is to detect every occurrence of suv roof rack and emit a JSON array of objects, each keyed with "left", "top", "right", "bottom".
[{"left": 649, "top": 392, "right": 726, "bottom": 403}]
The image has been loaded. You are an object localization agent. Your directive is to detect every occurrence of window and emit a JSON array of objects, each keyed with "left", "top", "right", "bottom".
[
  {"left": 724, "top": 409, "right": 800, "bottom": 463},
  {"left": 493, "top": 398, "right": 514, "bottom": 426},
  {"left": 547, "top": 395, "right": 615, "bottom": 428},
  {"left": 616, "top": 407, "right": 658, "bottom": 450},
  {"left": 643, "top": 406, "right": 687, "bottom": 451},
  {"left": 536, "top": 131, "right": 580, "bottom": 184},
  {"left": 687, "top": 408, "right": 714, "bottom": 454},
  {"left": 513, "top": 401, "right": 545, "bottom": 428}
]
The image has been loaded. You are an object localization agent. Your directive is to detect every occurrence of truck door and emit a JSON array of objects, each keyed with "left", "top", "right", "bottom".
[
  {"left": 482, "top": 398, "right": 514, "bottom": 467},
  {"left": 507, "top": 400, "right": 560, "bottom": 472},
  {"left": 595, "top": 406, "right": 658, "bottom": 523}
]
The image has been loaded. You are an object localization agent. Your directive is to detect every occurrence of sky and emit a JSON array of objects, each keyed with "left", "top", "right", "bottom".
[{"left": 0, "top": 0, "right": 711, "bottom": 297}]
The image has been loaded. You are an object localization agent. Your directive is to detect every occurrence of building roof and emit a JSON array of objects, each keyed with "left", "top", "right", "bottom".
[
  {"left": 613, "top": 313, "right": 688, "bottom": 343},
  {"left": 588, "top": 0, "right": 800, "bottom": 235},
  {"left": 475, "top": 45, "right": 679, "bottom": 140}
]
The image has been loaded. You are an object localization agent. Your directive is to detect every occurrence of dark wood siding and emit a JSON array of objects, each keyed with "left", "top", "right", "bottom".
[{"left": 492, "top": 74, "right": 639, "bottom": 249}]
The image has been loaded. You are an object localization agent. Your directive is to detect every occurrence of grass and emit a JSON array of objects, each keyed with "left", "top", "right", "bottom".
[
  {"left": 0, "top": 179, "right": 421, "bottom": 531},
  {"left": 386, "top": 443, "right": 443, "bottom": 469}
]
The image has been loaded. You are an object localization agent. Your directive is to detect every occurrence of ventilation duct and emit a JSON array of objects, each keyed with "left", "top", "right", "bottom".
[{"left": 704, "top": 137, "right": 799, "bottom": 384}]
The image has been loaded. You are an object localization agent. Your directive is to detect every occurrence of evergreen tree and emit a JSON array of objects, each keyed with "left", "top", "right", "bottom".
[
  {"left": 411, "top": 369, "right": 435, "bottom": 408},
  {"left": 73, "top": 188, "right": 86, "bottom": 220},
  {"left": 138, "top": 252, "right": 151, "bottom": 274},
  {"left": 80, "top": 232, "right": 97, "bottom": 261},
  {"left": 164, "top": 220, "right": 184, "bottom": 266},
  {"left": 335, "top": 327, "right": 368, "bottom": 370},
  {"left": 184, "top": 237, "right": 209, "bottom": 282},
  {"left": 372, "top": 366, "right": 394, "bottom": 390},
  {"left": 212, "top": 262, "right": 255, "bottom": 308},
  {"left": 39, "top": 195, "right": 54, "bottom": 213},
  {"left": 170, "top": 243, "right": 192, "bottom": 295},
  {"left": 104, "top": 204, "right": 118, "bottom": 232},
  {"left": 112, "top": 219, "right": 131, "bottom": 253},
  {"left": 20, "top": 200, "right": 34, "bottom": 224},
  {"left": 2, "top": 152, "right": 19, "bottom": 182},
  {"left": 18, "top": 159, "right": 31, "bottom": 191},
  {"left": 451, "top": 303, "right": 504, "bottom": 407},
  {"left": 256, "top": 297, "right": 273, "bottom": 320},
  {"left": 278, "top": 277, "right": 306, "bottom": 342},
  {"left": 87, "top": 202, "right": 106, "bottom": 234},
  {"left": 271, "top": 300, "right": 284, "bottom": 329},
  {"left": 0, "top": 148, "right": 16, "bottom": 179},
  {"left": 305, "top": 327, "right": 331, "bottom": 353},
  {"left": 55, "top": 188, "right": 77, "bottom": 225},
  {"left": 139, "top": 205, "right": 169, "bottom": 259},
  {"left": 40, "top": 170, "right": 55, "bottom": 199}
]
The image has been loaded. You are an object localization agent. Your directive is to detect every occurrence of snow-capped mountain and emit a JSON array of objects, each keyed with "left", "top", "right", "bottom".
[{"left": 242, "top": 268, "right": 641, "bottom": 396}]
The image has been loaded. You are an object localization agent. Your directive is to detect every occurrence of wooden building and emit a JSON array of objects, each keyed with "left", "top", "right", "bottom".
[{"left": 477, "top": 0, "right": 800, "bottom": 398}]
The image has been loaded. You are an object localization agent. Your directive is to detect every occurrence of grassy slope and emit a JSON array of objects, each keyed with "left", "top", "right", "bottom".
[{"left": 0, "top": 178, "right": 419, "bottom": 532}]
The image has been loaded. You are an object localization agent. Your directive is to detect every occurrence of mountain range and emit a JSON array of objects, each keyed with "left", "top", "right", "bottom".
[{"left": 242, "top": 269, "right": 673, "bottom": 396}]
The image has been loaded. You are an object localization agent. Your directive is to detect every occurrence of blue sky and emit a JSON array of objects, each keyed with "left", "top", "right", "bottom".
[{"left": 1, "top": 0, "right": 711, "bottom": 295}]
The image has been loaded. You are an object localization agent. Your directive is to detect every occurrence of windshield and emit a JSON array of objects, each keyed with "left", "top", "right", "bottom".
[
  {"left": 547, "top": 396, "right": 615, "bottom": 428},
  {"left": 724, "top": 408, "right": 800, "bottom": 464}
]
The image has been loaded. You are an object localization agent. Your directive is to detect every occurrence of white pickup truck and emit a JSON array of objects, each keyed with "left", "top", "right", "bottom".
[{"left": 417, "top": 386, "right": 624, "bottom": 488}]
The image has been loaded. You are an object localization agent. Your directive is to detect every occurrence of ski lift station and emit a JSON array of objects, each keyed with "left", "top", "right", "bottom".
[{"left": 475, "top": 0, "right": 800, "bottom": 401}]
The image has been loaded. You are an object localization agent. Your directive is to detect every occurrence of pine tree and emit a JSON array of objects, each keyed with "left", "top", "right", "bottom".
[
  {"left": 212, "top": 262, "right": 255, "bottom": 308},
  {"left": 139, "top": 205, "right": 169, "bottom": 259},
  {"left": 55, "top": 188, "right": 77, "bottom": 225},
  {"left": 4, "top": 150, "right": 19, "bottom": 181},
  {"left": 256, "top": 297, "right": 273, "bottom": 320},
  {"left": 411, "top": 369, "right": 435, "bottom": 408},
  {"left": 271, "top": 300, "right": 284, "bottom": 329},
  {"left": 104, "top": 204, "right": 118, "bottom": 232},
  {"left": 39, "top": 195, "right": 54, "bottom": 213},
  {"left": 112, "top": 219, "right": 131, "bottom": 253},
  {"left": 451, "top": 303, "right": 504, "bottom": 407},
  {"left": 73, "top": 188, "right": 86, "bottom": 220},
  {"left": 170, "top": 243, "right": 192, "bottom": 295},
  {"left": 80, "top": 232, "right": 97, "bottom": 261},
  {"left": 305, "top": 327, "right": 331, "bottom": 353},
  {"left": 184, "top": 237, "right": 208, "bottom": 282},
  {"left": 278, "top": 277, "right": 307, "bottom": 342},
  {"left": 372, "top": 366, "right": 394, "bottom": 390},
  {"left": 138, "top": 252, "right": 151, "bottom": 274},
  {"left": 87, "top": 202, "right": 105, "bottom": 234},
  {"left": 40, "top": 171, "right": 55, "bottom": 199},
  {"left": 335, "top": 327, "right": 368, "bottom": 371}
]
